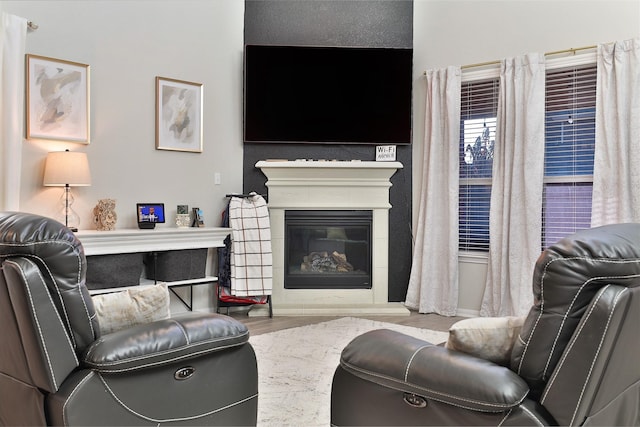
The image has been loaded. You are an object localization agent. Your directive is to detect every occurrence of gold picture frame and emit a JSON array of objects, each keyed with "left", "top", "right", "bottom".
[
  {"left": 26, "top": 54, "right": 90, "bottom": 144},
  {"left": 155, "top": 76, "right": 203, "bottom": 153}
]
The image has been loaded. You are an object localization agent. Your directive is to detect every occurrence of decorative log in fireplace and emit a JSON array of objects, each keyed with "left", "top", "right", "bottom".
[
  {"left": 301, "top": 251, "right": 354, "bottom": 273},
  {"left": 285, "top": 210, "right": 372, "bottom": 289}
]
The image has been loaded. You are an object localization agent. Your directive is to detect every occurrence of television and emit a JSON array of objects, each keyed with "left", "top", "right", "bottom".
[
  {"left": 243, "top": 45, "right": 413, "bottom": 145},
  {"left": 136, "top": 203, "right": 165, "bottom": 229}
]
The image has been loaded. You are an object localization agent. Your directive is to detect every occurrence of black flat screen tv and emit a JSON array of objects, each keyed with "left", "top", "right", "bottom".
[{"left": 243, "top": 45, "right": 413, "bottom": 145}]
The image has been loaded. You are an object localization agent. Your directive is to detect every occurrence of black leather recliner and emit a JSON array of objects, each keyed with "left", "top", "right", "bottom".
[
  {"left": 0, "top": 212, "right": 258, "bottom": 426},
  {"left": 331, "top": 223, "right": 640, "bottom": 426}
]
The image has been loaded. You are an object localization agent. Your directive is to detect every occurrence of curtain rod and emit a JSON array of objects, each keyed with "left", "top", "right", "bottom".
[
  {"left": 423, "top": 44, "right": 599, "bottom": 75},
  {"left": 27, "top": 21, "right": 38, "bottom": 30}
]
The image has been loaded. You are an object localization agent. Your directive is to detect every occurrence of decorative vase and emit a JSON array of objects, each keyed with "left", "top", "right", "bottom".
[
  {"left": 176, "top": 214, "right": 191, "bottom": 228},
  {"left": 93, "top": 199, "right": 117, "bottom": 231}
]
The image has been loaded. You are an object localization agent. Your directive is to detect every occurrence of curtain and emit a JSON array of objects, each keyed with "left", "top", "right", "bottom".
[
  {"left": 0, "top": 13, "right": 27, "bottom": 211},
  {"left": 591, "top": 38, "right": 640, "bottom": 227},
  {"left": 405, "top": 66, "right": 461, "bottom": 316},
  {"left": 481, "top": 53, "right": 545, "bottom": 317}
]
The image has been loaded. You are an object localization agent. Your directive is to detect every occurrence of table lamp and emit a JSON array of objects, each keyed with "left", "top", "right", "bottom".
[{"left": 43, "top": 149, "right": 91, "bottom": 231}]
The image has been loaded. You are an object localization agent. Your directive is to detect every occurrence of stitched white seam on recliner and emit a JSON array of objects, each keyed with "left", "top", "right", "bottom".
[
  {"left": 540, "top": 284, "right": 611, "bottom": 403},
  {"left": 520, "top": 404, "right": 545, "bottom": 427},
  {"left": 542, "top": 275, "right": 594, "bottom": 378},
  {"left": 404, "top": 345, "right": 430, "bottom": 382},
  {"left": 62, "top": 370, "right": 96, "bottom": 425},
  {"left": 497, "top": 408, "right": 513, "bottom": 426},
  {"left": 23, "top": 258, "right": 80, "bottom": 362},
  {"left": 518, "top": 258, "right": 640, "bottom": 375},
  {"left": 541, "top": 272, "right": 640, "bottom": 379},
  {"left": 516, "top": 310, "right": 543, "bottom": 374},
  {"left": 498, "top": 406, "right": 545, "bottom": 427},
  {"left": 517, "top": 257, "right": 640, "bottom": 376},
  {"left": 41, "top": 262, "right": 74, "bottom": 345},
  {"left": 1, "top": 240, "right": 92, "bottom": 345},
  {"left": 170, "top": 318, "right": 190, "bottom": 344},
  {"left": 568, "top": 288, "right": 625, "bottom": 426},
  {"left": 87, "top": 336, "right": 249, "bottom": 371},
  {"left": 517, "top": 255, "right": 556, "bottom": 375},
  {"left": 96, "top": 372, "right": 258, "bottom": 422},
  {"left": 6, "top": 259, "right": 78, "bottom": 389},
  {"left": 341, "top": 360, "right": 527, "bottom": 411}
]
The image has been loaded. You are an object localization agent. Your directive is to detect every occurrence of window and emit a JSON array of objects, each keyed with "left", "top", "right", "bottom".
[
  {"left": 542, "top": 64, "right": 596, "bottom": 247},
  {"left": 458, "top": 78, "right": 499, "bottom": 251},
  {"left": 458, "top": 61, "right": 596, "bottom": 252}
]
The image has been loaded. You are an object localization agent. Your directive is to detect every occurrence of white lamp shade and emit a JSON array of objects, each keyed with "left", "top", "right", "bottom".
[{"left": 43, "top": 151, "right": 91, "bottom": 187}]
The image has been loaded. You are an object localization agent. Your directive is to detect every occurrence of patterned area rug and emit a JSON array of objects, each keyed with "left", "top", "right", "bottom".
[{"left": 249, "top": 317, "right": 449, "bottom": 426}]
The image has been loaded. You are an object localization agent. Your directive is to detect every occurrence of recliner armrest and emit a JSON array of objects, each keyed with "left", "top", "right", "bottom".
[
  {"left": 340, "top": 329, "right": 529, "bottom": 412},
  {"left": 82, "top": 312, "right": 249, "bottom": 373}
]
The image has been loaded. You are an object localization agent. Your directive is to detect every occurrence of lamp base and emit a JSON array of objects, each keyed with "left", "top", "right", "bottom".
[{"left": 55, "top": 186, "right": 82, "bottom": 231}]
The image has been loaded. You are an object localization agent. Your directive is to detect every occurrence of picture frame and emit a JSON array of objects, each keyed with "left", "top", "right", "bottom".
[
  {"left": 156, "top": 76, "right": 203, "bottom": 153},
  {"left": 26, "top": 54, "right": 90, "bottom": 144},
  {"left": 191, "top": 207, "right": 204, "bottom": 227}
]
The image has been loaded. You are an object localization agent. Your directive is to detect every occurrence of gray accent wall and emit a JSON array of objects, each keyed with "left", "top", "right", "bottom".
[{"left": 243, "top": 0, "right": 413, "bottom": 301}]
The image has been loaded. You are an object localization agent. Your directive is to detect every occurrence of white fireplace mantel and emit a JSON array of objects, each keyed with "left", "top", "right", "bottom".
[
  {"left": 255, "top": 160, "right": 402, "bottom": 209},
  {"left": 253, "top": 160, "right": 409, "bottom": 317}
]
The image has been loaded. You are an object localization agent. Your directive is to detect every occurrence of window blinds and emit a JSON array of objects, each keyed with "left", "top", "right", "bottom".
[
  {"left": 542, "top": 64, "right": 596, "bottom": 248},
  {"left": 457, "top": 64, "right": 596, "bottom": 252},
  {"left": 459, "top": 78, "right": 499, "bottom": 251}
]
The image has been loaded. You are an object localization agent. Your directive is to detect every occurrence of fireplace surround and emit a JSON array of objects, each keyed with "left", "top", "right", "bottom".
[{"left": 251, "top": 160, "right": 409, "bottom": 316}]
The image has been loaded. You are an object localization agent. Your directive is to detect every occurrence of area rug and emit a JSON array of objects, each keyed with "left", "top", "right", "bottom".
[{"left": 249, "top": 317, "right": 449, "bottom": 427}]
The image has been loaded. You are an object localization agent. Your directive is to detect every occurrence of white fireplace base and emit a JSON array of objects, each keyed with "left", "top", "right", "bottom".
[
  {"left": 249, "top": 302, "right": 410, "bottom": 317},
  {"left": 252, "top": 160, "right": 409, "bottom": 317}
]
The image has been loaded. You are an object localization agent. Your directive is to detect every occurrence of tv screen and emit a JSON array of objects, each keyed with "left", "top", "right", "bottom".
[
  {"left": 244, "top": 45, "right": 413, "bottom": 144},
  {"left": 136, "top": 203, "right": 166, "bottom": 224}
]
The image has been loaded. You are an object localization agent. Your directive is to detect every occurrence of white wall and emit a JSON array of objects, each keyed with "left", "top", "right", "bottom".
[
  {"left": 2, "top": 0, "right": 639, "bottom": 314},
  {"left": 413, "top": 0, "right": 640, "bottom": 315},
  {"left": 1, "top": 0, "right": 245, "bottom": 230}
]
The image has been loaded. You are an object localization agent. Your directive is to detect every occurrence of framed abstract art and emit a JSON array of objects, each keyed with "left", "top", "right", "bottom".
[
  {"left": 26, "top": 54, "right": 90, "bottom": 144},
  {"left": 155, "top": 76, "right": 203, "bottom": 153}
]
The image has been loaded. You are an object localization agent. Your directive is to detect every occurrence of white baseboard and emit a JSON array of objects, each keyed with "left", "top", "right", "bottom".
[{"left": 455, "top": 308, "right": 480, "bottom": 318}]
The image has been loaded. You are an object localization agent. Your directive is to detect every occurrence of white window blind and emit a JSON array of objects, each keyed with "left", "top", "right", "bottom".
[
  {"left": 543, "top": 64, "right": 596, "bottom": 248},
  {"left": 459, "top": 78, "right": 499, "bottom": 251},
  {"left": 456, "top": 57, "right": 596, "bottom": 252}
]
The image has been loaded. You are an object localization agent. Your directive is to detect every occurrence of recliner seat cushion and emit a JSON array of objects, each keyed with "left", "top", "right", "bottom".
[
  {"left": 340, "top": 329, "right": 529, "bottom": 413},
  {"left": 82, "top": 312, "right": 249, "bottom": 373}
]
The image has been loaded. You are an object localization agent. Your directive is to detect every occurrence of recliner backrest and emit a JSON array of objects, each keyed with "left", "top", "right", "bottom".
[
  {"left": 539, "top": 283, "right": 640, "bottom": 425},
  {"left": 0, "top": 212, "right": 99, "bottom": 353},
  {"left": 1, "top": 256, "right": 80, "bottom": 393},
  {"left": 0, "top": 212, "right": 100, "bottom": 423},
  {"left": 511, "top": 223, "right": 640, "bottom": 400}
]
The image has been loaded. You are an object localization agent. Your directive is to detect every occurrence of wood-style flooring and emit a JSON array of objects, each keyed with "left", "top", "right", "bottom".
[{"left": 229, "top": 308, "right": 466, "bottom": 336}]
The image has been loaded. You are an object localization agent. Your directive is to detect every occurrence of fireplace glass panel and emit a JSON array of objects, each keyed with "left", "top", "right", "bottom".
[{"left": 285, "top": 210, "right": 372, "bottom": 289}]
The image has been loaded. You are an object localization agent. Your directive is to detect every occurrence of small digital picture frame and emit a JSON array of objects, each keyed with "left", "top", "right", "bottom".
[{"left": 136, "top": 203, "right": 166, "bottom": 229}]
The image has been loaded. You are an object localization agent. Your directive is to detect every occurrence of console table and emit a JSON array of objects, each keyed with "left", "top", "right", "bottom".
[{"left": 76, "top": 227, "right": 231, "bottom": 310}]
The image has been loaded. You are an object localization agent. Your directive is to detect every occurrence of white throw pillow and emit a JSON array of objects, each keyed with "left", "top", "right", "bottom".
[
  {"left": 445, "top": 315, "right": 525, "bottom": 366},
  {"left": 92, "top": 283, "right": 170, "bottom": 335}
]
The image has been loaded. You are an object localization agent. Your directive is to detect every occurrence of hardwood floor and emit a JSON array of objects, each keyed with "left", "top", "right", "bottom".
[{"left": 229, "top": 308, "right": 466, "bottom": 336}]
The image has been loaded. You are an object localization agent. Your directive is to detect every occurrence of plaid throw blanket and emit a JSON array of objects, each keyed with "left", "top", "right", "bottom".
[{"left": 229, "top": 193, "right": 273, "bottom": 297}]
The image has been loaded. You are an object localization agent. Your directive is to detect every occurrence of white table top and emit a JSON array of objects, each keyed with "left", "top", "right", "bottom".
[{"left": 75, "top": 227, "right": 231, "bottom": 256}]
